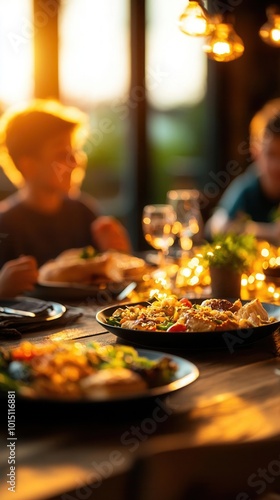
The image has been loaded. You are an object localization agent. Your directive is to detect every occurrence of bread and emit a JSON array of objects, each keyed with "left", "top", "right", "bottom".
[
  {"left": 106, "top": 251, "right": 146, "bottom": 279},
  {"left": 39, "top": 247, "right": 146, "bottom": 284},
  {"left": 80, "top": 367, "right": 147, "bottom": 399}
]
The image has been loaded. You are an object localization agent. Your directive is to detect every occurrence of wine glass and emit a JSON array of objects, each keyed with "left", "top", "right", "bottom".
[
  {"left": 166, "top": 189, "right": 203, "bottom": 254},
  {"left": 142, "top": 204, "right": 177, "bottom": 267}
]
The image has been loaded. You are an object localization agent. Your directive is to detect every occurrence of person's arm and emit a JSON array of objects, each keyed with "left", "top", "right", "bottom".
[
  {"left": 204, "top": 207, "right": 231, "bottom": 239},
  {"left": 205, "top": 170, "right": 258, "bottom": 240},
  {"left": 205, "top": 208, "right": 252, "bottom": 239},
  {"left": 91, "top": 216, "right": 132, "bottom": 254},
  {"left": 205, "top": 210, "right": 280, "bottom": 246},
  {"left": 0, "top": 256, "right": 38, "bottom": 298}
]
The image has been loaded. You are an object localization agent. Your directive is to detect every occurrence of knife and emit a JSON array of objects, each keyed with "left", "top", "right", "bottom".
[
  {"left": 116, "top": 282, "right": 137, "bottom": 301},
  {"left": 0, "top": 306, "right": 36, "bottom": 318}
]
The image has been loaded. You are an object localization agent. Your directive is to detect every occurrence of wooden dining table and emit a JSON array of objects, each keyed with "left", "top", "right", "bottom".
[{"left": 0, "top": 292, "right": 280, "bottom": 500}]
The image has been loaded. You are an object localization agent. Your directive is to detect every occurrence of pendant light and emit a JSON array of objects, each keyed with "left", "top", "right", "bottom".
[
  {"left": 203, "top": 15, "right": 244, "bottom": 62},
  {"left": 179, "top": 1, "right": 212, "bottom": 37},
  {"left": 259, "top": 5, "right": 280, "bottom": 47}
]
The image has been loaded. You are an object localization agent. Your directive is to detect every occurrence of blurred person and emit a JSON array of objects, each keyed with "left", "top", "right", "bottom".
[
  {"left": 206, "top": 98, "right": 280, "bottom": 245},
  {"left": 0, "top": 99, "right": 132, "bottom": 267},
  {"left": 0, "top": 255, "right": 38, "bottom": 298}
]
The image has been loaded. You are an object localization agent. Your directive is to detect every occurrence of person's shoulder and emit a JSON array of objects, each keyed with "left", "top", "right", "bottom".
[
  {"left": 221, "top": 164, "right": 258, "bottom": 197},
  {"left": 217, "top": 164, "right": 259, "bottom": 213},
  {"left": 66, "top": 192, "right": 101, "bottom": 216},
  {"left": 231, "top": 163, "right": 258, "bottom": 186}
]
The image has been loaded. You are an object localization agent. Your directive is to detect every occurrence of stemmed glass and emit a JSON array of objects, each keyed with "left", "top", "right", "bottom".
[
  {"left": 142, "top": 204, "right": 177, "bottom": 268},
  {"left": 166, "top": 189, "right": 202, "bottom": 254}
]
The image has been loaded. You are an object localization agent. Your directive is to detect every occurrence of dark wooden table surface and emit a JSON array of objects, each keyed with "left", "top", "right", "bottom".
[{"left": 0, "top": 298, "right": 280, "bottom": 500}]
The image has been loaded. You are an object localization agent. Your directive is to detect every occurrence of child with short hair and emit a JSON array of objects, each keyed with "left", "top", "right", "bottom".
[{"left": 0, "top": 99, "right": 131, "bottom": 267}]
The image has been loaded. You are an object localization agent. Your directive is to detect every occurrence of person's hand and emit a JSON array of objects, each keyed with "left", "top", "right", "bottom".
[
  {"left": 91, "top": 216, "right": 132, "bottom": 254},
  {"left": 0, "top": 256, "right": 38, "bottom": 298}
]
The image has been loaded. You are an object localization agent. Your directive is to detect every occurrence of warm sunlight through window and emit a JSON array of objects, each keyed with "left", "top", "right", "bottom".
[
  {"left": 147, "top": 0, "right": 207, "bottom": 109},
  {"left": 59, "top": 0, "right": 206, "bottom": 109},
  {"left": 59, "top": 0, "right": 129, "bottom": 105},
  {"left": 0, "top": 0, "right": 33, "bottom": 106}
]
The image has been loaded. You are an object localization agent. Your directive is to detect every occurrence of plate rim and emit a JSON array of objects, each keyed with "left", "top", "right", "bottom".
[
  {"left": 37, "top": 280, "right": 112, "bottom": 290},
  {"left": 0, "top": 297, "right": 66, "bottom": 322},
  {"left": 33, "top": 280, "right": 134, "bottom": 301}
]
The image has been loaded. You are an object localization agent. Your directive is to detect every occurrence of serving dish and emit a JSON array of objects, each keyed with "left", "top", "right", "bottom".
[{"left": 96, "top": 299, "right": 280, "bottom": 349}]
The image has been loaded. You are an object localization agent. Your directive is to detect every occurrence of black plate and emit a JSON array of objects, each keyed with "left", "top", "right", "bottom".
[
  {"left": 29, "top": 280, "right": 132, "bottom": 302},
  {"left": 96, "top": 299, "right": 280, "bottom": 350},
  {"left": 0, "top": 297, "right": 66, "bottom": 323},
  {"left": 0, "top": 349, "right": 198, "bottom": 404}
]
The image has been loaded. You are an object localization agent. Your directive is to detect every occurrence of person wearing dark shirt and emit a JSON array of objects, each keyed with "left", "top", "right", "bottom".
[
  {"left": 0, "top": 193, "right": 99, "bottom": 267},
  {"left": 206, "top": 99, "right": 280, "bottom": 245},
  {"left": 0, "top": 99, "right": 132, "bottom": 268}
]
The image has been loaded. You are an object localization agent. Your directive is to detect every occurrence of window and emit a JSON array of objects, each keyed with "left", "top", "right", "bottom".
[
  {"left": 59, "top": 0, "right": 208, "bottom": 229},
  {"left": 147, "top": 0, "right": 208, "bottom": 201},
  {"left": 59, "top": 0, "right": 129, "bottom": 105},
  {"left": 147, "top": 0, "right": 206, "bottom": 109},
  {"left": 0, "top": 0, "right": 33, "bottom": 106},
  {"left": 0, "top": 0, "right": 33, "bottom": 197},
  {"left": 59, "top": 0, "right": 130, "bottom": 216}
]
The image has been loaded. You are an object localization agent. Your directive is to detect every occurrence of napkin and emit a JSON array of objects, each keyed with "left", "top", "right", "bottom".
[{"left": 0, "top": 298, "right": 82, "bottom": 339}]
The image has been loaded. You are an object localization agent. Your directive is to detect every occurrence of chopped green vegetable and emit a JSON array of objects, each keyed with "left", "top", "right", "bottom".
[
  {"left": 157, "top": 322, "right": 174, "bottom": 331},
  {"left": 106, "top": 317, "right": 121, "bottom": 327},
  {"left": 80, "top": 246, "right": 98, "bottom": 259}
]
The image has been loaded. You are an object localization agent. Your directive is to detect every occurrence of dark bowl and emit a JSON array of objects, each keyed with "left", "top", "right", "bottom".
[{"left": 96, "top": 299, "right": 280, "bottom": 351}]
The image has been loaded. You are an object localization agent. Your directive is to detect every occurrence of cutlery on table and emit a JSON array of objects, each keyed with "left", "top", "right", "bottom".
[
  {"left": 116, "top": 282, "right": 137, "bottom": 301},
  {"left": 0, "top": 306, "right": 36, "bottom": 318}
]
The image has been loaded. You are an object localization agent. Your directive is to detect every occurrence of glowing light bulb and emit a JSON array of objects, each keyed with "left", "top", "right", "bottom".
[
  {"left": 203, "top": 22, "right": 244, "bottom": 62},
  {"left": 271, "top": 27, "right": 280, "bottom": 42},
  {"left": 179, "top": 1, "right": 211, "bottom": 37},
  {"left": 212, "top": 41, "right": 231, "bottom": 56},
  {"left": 259, "top": 6, "right": 280, "bottom": 47}
]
